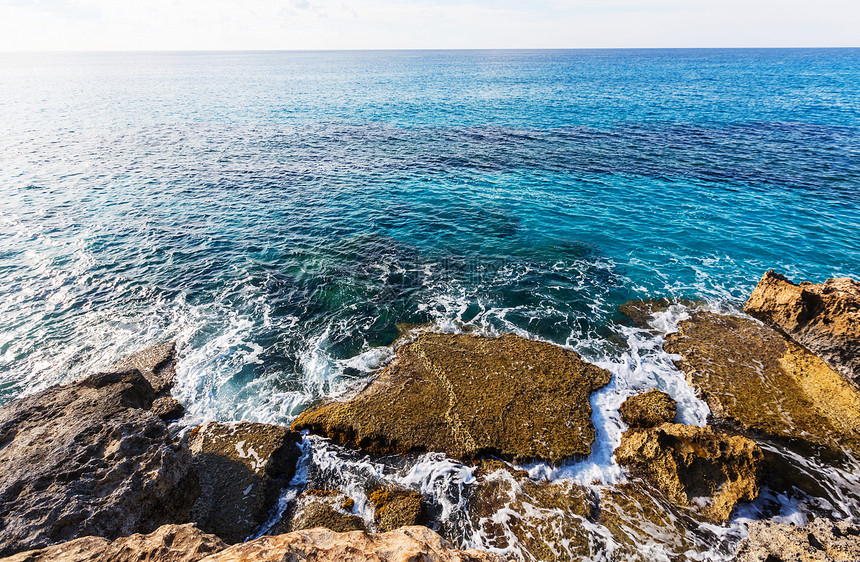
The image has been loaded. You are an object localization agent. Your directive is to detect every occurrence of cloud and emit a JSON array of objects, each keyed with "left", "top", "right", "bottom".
[{"left": 0, "top": 0, "right": 857, "bottom": 50}]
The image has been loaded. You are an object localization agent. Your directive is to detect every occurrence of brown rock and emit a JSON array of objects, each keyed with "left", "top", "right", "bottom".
[
  {"left": 614, "top": 423, "right": 763, "bottom": 522},
  {"left": 468, "top": 461, "right": 596, "bottom": 561},
  {"left": 369, "top": 487, "right": 425, "bottom": 532},
  {"left": 188, "top": 422, "right": 302, "bottom": 544},
  {"left": 0, "top": 368, "right": 199, "bottom": 556},
  {"left": 199, "top": 526, "right": 505, "bottom": 562},
  {"left": 0, "top": 524, "right": 227, "bottom": 562},
  {"left": 735, "top": 517, "right": 860, "bottom": 561},
  {"left": 292, "top": 332, "right": 612, "bottom": 463},
  {"left": 111, "top": 341, "right": 178, "bottom": 396},
  {"left": 664, "top": 310, "right": 860, "bottom": 454},
  {"left": 288, "top": 490, "right": 366, "bottom": 534},
  {"left": 618, "top": 298, "right": 698, "bottom": 328},
  {"left": 619, "top": 389, "right": 677, "bottom": 428},
  {"left": 745, "top": 271, "right": 860, "bottom": 384},
  {"left": 152, "top": 396, "right": 185, "bottom": 421}
]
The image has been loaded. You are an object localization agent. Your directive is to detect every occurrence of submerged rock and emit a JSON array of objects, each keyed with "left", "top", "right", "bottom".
[
  {"left": 369, "top": 487, "right": 425, "bottom": 533},
  {"left": 619, "top": 389, "right": 677, "bottom": 428},
  {"left": 0, "top": 523, "right": 226, "bottom": 562},
  {"left": 614, "top": 423, "right": 762, "bottom": 522},
  {"left": 664, "top": 311, "right": 860, "bottom": 454},
  {"left": 188, "top": 422, "right": 302, "bottom": 544},
  {"left": 292, "top": 332, "right": 611, "bottom": 463},
  {"left": 468, "top": 460, "right": 597, "bottom": 561},
  {"left": 618, "top": 298, "right": 697, "bottom": 328},
  {"left": 735, "top": 517, "right": 860, "bottom": 562},
  {"left": 0, "top": 367, "right": 199, "bottom": 556},
  {"left": 200, "top": 526, "right": 504, "bottom": 562},
  {"left": 745, "top": 271, "right": 860, "bottom": 385},
  {"left": 286, "top": 490, "right": 365, "bottom": 534}
]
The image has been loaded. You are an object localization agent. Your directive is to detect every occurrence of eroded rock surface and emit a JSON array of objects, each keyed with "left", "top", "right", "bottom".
[
  {"left": 369, "top": 487, "right": 425, "bottom": 533},
  {"left": 292, "top": 332, "right": 612, "bottom": 463},
  {"left": 112, "top": 341, "right": 178, "bottom": 396},
  {"left": 614, "top": 423, "right": 762, "bottom": 522},
  {"left": 201, "top": 526, "right": 504, "bottom": 562},
  {"left": 0, "top": 368, "right": 199, "bottom": 556},
  {"left": 287, "top": 490, "right": 365, "bottom": 533},
  {"left": 188, "top": 422, "right": 302, "bottom": 544},
  {"left": 665, "top": 311, "right": 860, "bottom": 454},
  {"left": 735, "top": 518, "right": 860, "bottom": 562},
  {"left": 619, "top": 389, "right": 677, "bottom": 428},
  {"left": 0, "top": 524, "right": 226, "bottom": 562},
  {"left": 745, "top": 271, "right": 860, "bottom": 384}
]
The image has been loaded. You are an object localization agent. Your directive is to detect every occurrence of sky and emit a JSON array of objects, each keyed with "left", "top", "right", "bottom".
[{"left": 0, "top": 0, "right": 858, "bottom": 51}]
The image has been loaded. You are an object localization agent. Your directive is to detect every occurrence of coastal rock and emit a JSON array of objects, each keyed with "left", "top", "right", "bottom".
[
  {"left": 200, "top": 526, "right": 505, "bottom": 562},
  {"left": 153, "top": 396, "right": 185, "bottom": 421},
  {"left": 614, "top": 423, "right": 762, "bottom": 522},
  {"left": 369, "top": 487, "right": 425, "bottom": 532},
  {"left": 0, "top": 524, "right": 226, "bottom": 562},
  {"left": 618, "top": 298, "right": 697, "bottom": 328},
  {"left": 664, "top": 311, "right": 860, "bottom": 454},
  {"left": 619, "top": 389, "right": 677, "bottom": 428},
  {"left": 292, "top": 332, "right": 612, "bottom": 463},
  {"left": 735, "top": 518, "right": 860, "bottom": 562},
  {"left": 111, "top": 341, "right": 178, "bottom": 396},
  {"left": 745, "top": 271, "right": 860, "bottom": 384},
  {"left": 469, "top": 460, "right": 597, "bottom": 561},
  {"left": 287, "top": 490, "right": 365, "bottom": 534},
  {"left": 0, "top": 368, "right": 199, "bottom": 556},
  {"left": 188, "top": 422, "right": 302, "bottom": 544}
]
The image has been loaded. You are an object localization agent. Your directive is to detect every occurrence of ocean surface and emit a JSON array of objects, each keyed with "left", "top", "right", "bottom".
[{"left": 1, "top": 49, "right": 859, "bottom": 560}]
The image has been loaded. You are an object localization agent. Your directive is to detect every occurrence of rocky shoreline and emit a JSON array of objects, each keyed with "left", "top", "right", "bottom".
[{"left": 0, "top": 270, "right": 858, "bottom": 561}]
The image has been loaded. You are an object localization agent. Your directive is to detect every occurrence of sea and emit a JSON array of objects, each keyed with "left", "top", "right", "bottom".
[{"left": 1, "top": 49, "right": 859, "bottom": 560}]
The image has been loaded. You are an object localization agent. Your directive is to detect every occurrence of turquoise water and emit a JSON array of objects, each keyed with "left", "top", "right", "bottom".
[{"left": 1, "top": 49, "right": 859, "bottom": 559}]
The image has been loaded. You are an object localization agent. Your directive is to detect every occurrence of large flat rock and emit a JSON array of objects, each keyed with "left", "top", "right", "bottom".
[
  {"left": 664, "top": 311, "right": 860, "bottom": 455},
  {"left": 292, "top": 332, "right": 612, "bottom": 463},
  {"left": 736, "top": 518, "right": 860, "bottom": 562},
  {"left": 745, "top": 271, "right": 860, "bottom": 385},
  {"left": 0, "top": 362, "right": 199, "bottom": 556}
]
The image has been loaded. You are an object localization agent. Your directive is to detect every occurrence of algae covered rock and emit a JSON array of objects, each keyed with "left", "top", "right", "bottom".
[
  {"left": 619, "top": 389, "right": 677, "bottom": 428},
  {"left": 188, "top": 422, "right": 302, "bottom": 544},
  {"left": 735, "top": 517, "right": 860, "bottom": 562},
  {"left": 292, "top": 332, "right": 612, "bottom": 463},
  {"left": 614, "top": 423, "right": 762, "bottom": 522},
  {"left": 200, "top": 526, "right": 505, "bottom": 562},
  {"left": 287, "top": 490, "right": 365, "bottom": 534},
  {"left": 664, "top": 310, "right": 860, "bottom": 454},
  {"left": 745, "top": 271, "right": 860, "bottom": 384},
  {"left": 369, "top": 487, "right": 425, "bottom": 532},
  {"left": 0, "top": 366, "right": 199, "bottom": 556},
  {"left": 0, "top": 524, "right": 227, "bottom": 562}
]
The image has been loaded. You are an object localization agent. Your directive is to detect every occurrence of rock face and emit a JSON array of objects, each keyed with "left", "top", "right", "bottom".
[
  {"left": 665, "top": 311, "right": 860, "bottom": 454},
  {"left": 735, "top": 518, "right": 860, "bottom": 562},
  {"left": 188, "top": 422, "right": 302, "bottom": 544},
  {"left": 0, "top": 524, "right": 226, "bottom": 562},
  {"left": 614, "top": 423, "right": 762, "bottom": 522},
  {"left": 0, "top": 367, "right": 199, "bottom": 556},
  {"left": 745, "top": 271, "right": 860, "bottom": 384},
  {"left": 112, "top": 341, "right": 179, "bottom": 396},
  {"left": 619, "top": 389, "right": 677, "bottom": 428},
  {"left": 369, "top": 487, "right": 425, "bottom": 533},
  {"left": 292, "top": 332, "right": 612, "bottom": 463},
  {"left": 287, "top": 490, "right": 365, "bottom": 534},
  {"left": 200, "top": 526, "right": 504, "bottom": 562}
]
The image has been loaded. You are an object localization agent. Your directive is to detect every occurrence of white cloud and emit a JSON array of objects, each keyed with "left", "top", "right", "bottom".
[{"left": 0, "top": 0, "right": 857, "bottom": 51}]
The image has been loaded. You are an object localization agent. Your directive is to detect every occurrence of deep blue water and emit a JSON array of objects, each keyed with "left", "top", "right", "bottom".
[{"left": 2, "top": 48, "right": 860, "bottom": 559}]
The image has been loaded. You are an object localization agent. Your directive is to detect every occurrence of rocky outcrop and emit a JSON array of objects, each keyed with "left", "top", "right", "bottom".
[
  {"left": 665, "top": 311, "right": 860, "bottom": 454},
  {"left": 0, "top": 524, "right": 226, "bottom": 562},
  {"left": 188, "top": 422, "right": 302, "bottom": 544},
  {"left": 0, "top": 365, "right": 199, "bottom": 556},
  {"left": 735, "top": 518, "right": 860, "bottom": 561},
  {"left": 619, "top": 389, "right": 677, "bottom": 428},
  {"left": 618, "top": 298, "right": 697, "bottom": 328},
  {"left": 287, "top": 490, "right": 365, "bottom": 534},
  {"left": 292, "top": 332, "right": 612, "bottom": 463},
  {"left": 745, "top": 271, "right": 860, "bottom": 384},
  {"left": 112, "top": 341, "right": 179, "bottom": 396},
  {"left": 614, "top": 423, "right": 762, "bottom": 522},
  {"left": 369, "top": 487, "right": 425, "bottom": 533},
  {"left": 200, "top": 526, "right": 504, "bottom": 562}
]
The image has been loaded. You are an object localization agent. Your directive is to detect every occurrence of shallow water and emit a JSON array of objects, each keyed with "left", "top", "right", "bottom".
[{"left": 1, "top": 49, "right": 859, "bottom": 559}]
